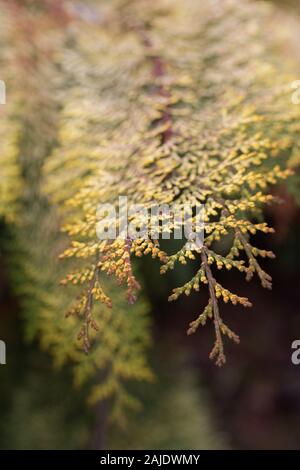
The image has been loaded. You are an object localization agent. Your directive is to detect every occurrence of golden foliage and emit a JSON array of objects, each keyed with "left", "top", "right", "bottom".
[
  {"left": 0, "top": 0, "right": 153, "bottom": 421},
  {"left": 44, "top": 0, "right": 299, "bottom": 366}
]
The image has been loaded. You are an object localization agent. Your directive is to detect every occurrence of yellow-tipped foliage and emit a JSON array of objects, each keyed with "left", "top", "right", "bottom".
[{"left": 44, "top": 0, "right": 299, "bottom": 366}]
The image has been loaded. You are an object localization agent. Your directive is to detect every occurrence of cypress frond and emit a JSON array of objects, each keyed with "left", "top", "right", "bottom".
[{"left": 0, "top": 0, "right": 153, "bottom": 421}]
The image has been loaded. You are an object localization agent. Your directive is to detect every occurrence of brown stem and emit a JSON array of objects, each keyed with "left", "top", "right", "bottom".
[
  {"left": 219, "top": 201, "right": 272, "bottom": 289},
  {"left": 201, "top": 247, "right": 226, "bottom": 366},
  {"left": 236, "top": 229, "right": 272, "bottom": 289}
]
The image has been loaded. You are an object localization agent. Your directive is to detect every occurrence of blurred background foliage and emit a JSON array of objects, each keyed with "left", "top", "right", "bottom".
[{"left": 1, "top": 0, "right": 300, "bottom": 450}]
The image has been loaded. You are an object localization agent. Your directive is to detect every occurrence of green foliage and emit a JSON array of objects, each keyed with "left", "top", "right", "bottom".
[{"left": 0, "top": 10, "right": 21, "bottom": 221}]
